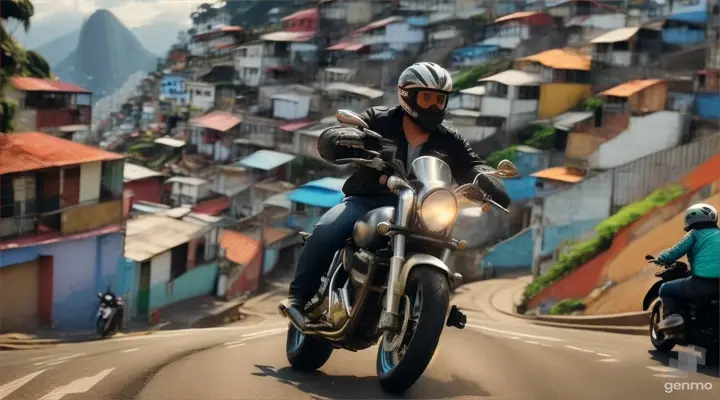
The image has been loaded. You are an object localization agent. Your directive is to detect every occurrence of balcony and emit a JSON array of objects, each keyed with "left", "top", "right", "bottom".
[
  {"left": 36, "top": 107, "right": 91, "bottom": 130},
  {"left": 0, "top": 197, "right": 123, "bottom": 242}
]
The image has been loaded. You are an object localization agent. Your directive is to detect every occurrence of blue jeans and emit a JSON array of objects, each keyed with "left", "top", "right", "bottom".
[
  {"left": 289, "top": 195, "right": 396, "bottom": 303},
  {"left": 659, "top": 276, "right": 719, "bottom": 315}
]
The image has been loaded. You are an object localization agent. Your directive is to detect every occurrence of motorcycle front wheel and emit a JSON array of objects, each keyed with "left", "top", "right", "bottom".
[
  {"left": 376, "top": 266, "right": 449, "bottom": 394},
  {"left": 96, "top": 318, "right": 109, "bottom": 338}
]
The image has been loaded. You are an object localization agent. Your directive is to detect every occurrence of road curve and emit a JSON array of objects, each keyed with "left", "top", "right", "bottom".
[{"left": 1, "top": 282, "right": 718, "bottom": 399}]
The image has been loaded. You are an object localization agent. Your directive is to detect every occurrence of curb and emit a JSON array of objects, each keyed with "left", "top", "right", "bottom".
[
  {"left": 0, "top": 322, "right": 168, "bottom": 350},
  {"left": 487, "top": 281, "right": 649, "bottom": 336}
]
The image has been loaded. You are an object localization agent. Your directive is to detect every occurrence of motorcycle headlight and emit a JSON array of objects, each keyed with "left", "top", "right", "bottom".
[{"left": 419, "top": 189, "right": 458, "bottom": 232}]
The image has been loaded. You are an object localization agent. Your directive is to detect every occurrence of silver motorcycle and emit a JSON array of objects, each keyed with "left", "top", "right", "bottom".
[{"left": 279, "top": 109, "right": 518, "bottom": 393}]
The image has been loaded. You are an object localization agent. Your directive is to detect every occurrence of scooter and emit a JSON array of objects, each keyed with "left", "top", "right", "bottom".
[
  {"left": 642, "top": 254, "right": 719, "bottom": 364},
  {"left": 96, "top": 291, "right": 123, "bottom": 338}
]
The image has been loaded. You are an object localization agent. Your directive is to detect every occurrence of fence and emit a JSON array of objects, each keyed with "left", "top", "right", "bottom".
[{"left": 541, "top": 134, "right": 720, "bottom": 227}]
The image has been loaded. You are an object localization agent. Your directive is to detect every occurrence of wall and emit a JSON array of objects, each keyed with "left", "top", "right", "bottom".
[
  {"left": 481, "top": 96, "right": 511, "bottom": 117},
  {"left": 695, "top": 92, "right": 720, "bottom": 119},
  {"left": 149, "top": 261, "right": 219, "bottom": 311},
  {"left": 272, "top": 96, "right": 311, "bottom": 120},
  {"left": 79, "top": 161, "right": 102, "bottom": 203},
  {"left": 186, "top": 82, "right": 216, "bottom": 111},
  {"left": 538, "top": 83, "right": 591, "bottom": 119},
  {"left": 481, "top": 228, "right": 534, "bottom": 268},
  {"left": 225, "top": 252, "right": 262, "bottom": 300},
  {"left": 588, "top": 111, "right": 683, "bottom": 169},
  {"left": 575, "top": 14, "right": 627, "bottom": 29},
  {"left": 662, "top": 28, "right": 705, "bottom": 45},
  {"left": 125, "top": 178, "right": 165, "bottom": 204}
]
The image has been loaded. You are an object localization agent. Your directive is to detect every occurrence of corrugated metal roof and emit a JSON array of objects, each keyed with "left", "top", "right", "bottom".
[
  {"left": 354, "top": 16, "right": 403, "bottom": 34},
  {"left": 514, "top": 145, "right": 542, "bottom": 153},
  {"left": 552, "top": 111, "right": 594, "bottom": 130},
  {"left": 288, "top": 177, "right": 346, "bottom": 208},
  {"left": 599, "top": 79, "right": 664, "bottom": 97},
  {"left": 220, "top": 230, "right": 261, "bottom": 266},
  {"left": 0, "top": 132, "right": 123, "bottom": 175},
  {"left": 479, "top": 70, "right": 541, "bottom": 86},
  {"left": 279, "top": 121, "right": 314, "bottom": 132},
  {"left": 323, "top": 82, "right": 384, "bottom": 99},
  {"left": 590, "top": 27, "right": 641, "bottom": 43},
  {"left": 191, "top": 111, "right": 242, "bottom": 132},
  {"left": 125, "top": 214, "right": 211, "bottom": 262},
  {"left": 519, "top": 48, "right": 591, "bottom": 71},
  {"left": 9, "top": 77, "right": 90, "bottom": 93},
  {"left": 449, "top": 109, "right": 482, "bottom": 118},
  {"left": 191, "top": 196, "right": 230, "bottom": 216},
  {"left": 272, "top": 93, "right": 306, "bottom": 102},
  {"left": 264, "top": 192, "right": 292, "bottom": 209},
  {"left": 124, "top": 163, "right": 163, "bottom": 182},
  {"left": 281, "top": 8, "right": 318, "bottom": 22},
  {"left": 261, "top": 30, "right": 316, "bottom": 42},
  {"left": 495, "top": 11, "right": 540, "bottom": 23},
  {"left": 531, "top": 167, "right": 584, "bottom": 183},
  {"left": 460, "top": 86, "right": 486, "bottom": 96},
  {"left": 166, "top": 176, "right": 207, "bottom": 186},
  {"left": 236, "top": 150, "right": 295, "bottom": 171},
  {"left": 154, "top": 137, "right": 186, "bottom": 147}
]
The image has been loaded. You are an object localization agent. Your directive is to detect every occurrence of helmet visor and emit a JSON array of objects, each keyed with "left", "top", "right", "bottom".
[{"left": 415, "top": 90, "right": 448, "bottom": 111}]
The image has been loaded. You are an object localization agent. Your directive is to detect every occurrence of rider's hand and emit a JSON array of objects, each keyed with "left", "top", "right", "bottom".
[{"left": 333, "top": 128, "right": 366, "bottom": 149}]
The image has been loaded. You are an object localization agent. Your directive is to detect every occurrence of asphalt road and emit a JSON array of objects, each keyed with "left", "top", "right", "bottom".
[{"left": 1, "top": 282, "right": 718, "bottom": 400}]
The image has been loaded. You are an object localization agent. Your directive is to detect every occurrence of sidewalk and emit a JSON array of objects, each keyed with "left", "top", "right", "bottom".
[
  {"left": 240, "top": 280, "right": 290, "bottom": 317},
  {"left": 0, "top": 325, "right": 156, "bottom": 350},
  {"left": 157, "top": 295, "right": 249, "bottom": 329}
]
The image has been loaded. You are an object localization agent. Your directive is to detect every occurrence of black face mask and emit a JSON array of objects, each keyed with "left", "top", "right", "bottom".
[{"left": 410, "top": 108, "right": 446, "bottom": 132}]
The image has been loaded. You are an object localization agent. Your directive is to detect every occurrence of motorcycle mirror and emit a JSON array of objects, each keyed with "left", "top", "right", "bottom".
[
  {"left": 496, "top": 159, "right": 520, "bottom": 178},
  {"left": 97, "top": 292, "right": 103, "bottom": 298},
  {"left": 645, "top": 254, "right": 655, "bottom": 260},
  {"left": 336, "top": 109, "right": 369, "bottom": 129}
]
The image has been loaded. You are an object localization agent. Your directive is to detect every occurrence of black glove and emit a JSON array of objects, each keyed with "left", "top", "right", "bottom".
[
  {"left": 474, "top": 173, "right": 511, "bottom": 209},
  {"left": 333, "top": 128, "right": 366, "bottom": 149}
]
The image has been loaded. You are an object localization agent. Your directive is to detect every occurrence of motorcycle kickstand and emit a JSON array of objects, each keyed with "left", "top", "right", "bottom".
[{"left": 446, "top": 305, "right": 467, "bottom": 329}]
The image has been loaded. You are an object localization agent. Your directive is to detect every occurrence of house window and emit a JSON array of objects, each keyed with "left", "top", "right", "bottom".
[
  {"left": 486, "top": 81, "right": 508, "bottom": 98},
  {"left": 517, "top": 85, "right": 540, "bottom": 100},
  {"left": 100, "top": 160, "right": 124, "bottom": 200},
  {"left": 0, "top": 175, "right": 15, "bottom": 218},
  {"left": 170, "top": 243, "right": 189, "bottom": 279}
]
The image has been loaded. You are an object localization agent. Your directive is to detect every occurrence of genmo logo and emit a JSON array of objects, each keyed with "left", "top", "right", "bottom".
[{"left": 664, "top": 381, "right": 713, "bottom": 394}]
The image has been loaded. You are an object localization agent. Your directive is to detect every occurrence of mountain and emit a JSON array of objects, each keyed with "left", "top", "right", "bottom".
[
  {"left": 32, "top": 20, "right": 185, "bottom": 68},
  {"left": 53, "top": 10, "right": 158, "bottom": 99}
]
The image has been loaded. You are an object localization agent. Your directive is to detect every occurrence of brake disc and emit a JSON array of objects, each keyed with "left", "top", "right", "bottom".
[{"left": 383, "top": 295, "right": 411, "bottom": 352}]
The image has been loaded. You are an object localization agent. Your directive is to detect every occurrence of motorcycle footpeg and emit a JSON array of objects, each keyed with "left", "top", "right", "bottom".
[
  {"left": 447, "top": 305, "right": 467, "bottom": 329},
  {"left": 278, "top": 302, "right": 308, "bottom": 331}
]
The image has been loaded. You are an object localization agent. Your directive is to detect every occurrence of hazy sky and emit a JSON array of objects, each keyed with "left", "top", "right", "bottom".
[{"left": 31, "top": 0, "right": 206, "bottom": 28}]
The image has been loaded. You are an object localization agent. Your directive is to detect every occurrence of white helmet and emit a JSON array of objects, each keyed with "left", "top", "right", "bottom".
[
  {"left": 397, "top": 62, "right": 453, "bottom": 132},
  {"left": 684, "top": 203, "right": 718, "bottom": 231}
]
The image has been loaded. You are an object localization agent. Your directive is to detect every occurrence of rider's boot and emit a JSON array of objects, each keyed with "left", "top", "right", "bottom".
[
  {"left": 278, "top": 297, "right": 308, "bottom": 331},
  {"left": 656, "top": 313, "right": 684, "bottom": 332}
]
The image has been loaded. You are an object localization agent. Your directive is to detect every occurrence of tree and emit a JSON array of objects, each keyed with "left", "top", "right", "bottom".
[{"left": 0, "top": 0, "right": 35, "bottom": 31}]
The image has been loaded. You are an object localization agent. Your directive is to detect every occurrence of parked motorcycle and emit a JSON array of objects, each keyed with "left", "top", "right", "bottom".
[
  {"left": 278, "top": 109, "right": 519, "bottom": 393},
  {"left": 96, "top": 290, "right": 123, "bottom": 338},
  {"left": 642, "top": 254, "right": 719, "bottom": 364}
]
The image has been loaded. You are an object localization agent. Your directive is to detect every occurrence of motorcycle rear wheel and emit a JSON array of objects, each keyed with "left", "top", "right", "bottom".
[
  {"left": 376, "top": 266, "right": 449, "bottom": 394},
  {"left": 285, "top": 323, "right": 334, "bottom": 372}
]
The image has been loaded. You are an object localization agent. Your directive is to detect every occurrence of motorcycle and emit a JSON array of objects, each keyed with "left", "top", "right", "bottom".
[
  {"left": 278, "top": 109, "right": 519, "bottom": 393},
  {"left": 96, "top": 290, "right": 124, "bottom": 338},
  {"left": 642, "top": 254, "right": 719, "bottom": 364}
]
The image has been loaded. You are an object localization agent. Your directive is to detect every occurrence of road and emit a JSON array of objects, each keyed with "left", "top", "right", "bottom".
[{"left": 1, "top": 280, "right": 718, "bottom": 400}]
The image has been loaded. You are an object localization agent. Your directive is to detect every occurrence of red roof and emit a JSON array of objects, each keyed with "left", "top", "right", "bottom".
[
  {"left": 279, "top": 121, "right": 313, "bottom": 132},
  {"left": 221, "top": 230, "right": 261, "bottom": 266},
  {"left": 354, "top": 16, "right": 403, "bottom": 34},
  {"left": 0, "top": 132, "right": 124, "bottom": 175},
  {"left": 282, "top": 8, "right": 318, "bottom": 22},
  {"left": 191, "top": 196, "right": 230, "bottom": 216},
  {"left": 191, "top": 111, "right": 242, "bottom": 132},
  {"left": 9, "top": 77, "right": 90, "bottom": 94}
]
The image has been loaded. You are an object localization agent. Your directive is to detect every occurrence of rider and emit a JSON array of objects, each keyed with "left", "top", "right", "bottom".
[
  {"left": 281, "top": 62, "right": 511, "bottom": 321},
  {"left": 656, "top": 203, "right": 720, "bottom": 332}
]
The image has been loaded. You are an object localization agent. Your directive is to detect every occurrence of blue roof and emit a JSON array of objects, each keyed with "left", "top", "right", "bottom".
[
  {"left": 288, "top": 177, "right": 347, "bottom": 208},
  {"left": 667, "top": 10, "right": 707, "bottom": 24},
  {"left": 235, "top": 150, "right": 295, "bottom": 171}
]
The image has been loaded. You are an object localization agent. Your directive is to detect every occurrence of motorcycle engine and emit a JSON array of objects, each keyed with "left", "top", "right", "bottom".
[{"left": 328, "top": 290, "right": 349, "bottom": 329}]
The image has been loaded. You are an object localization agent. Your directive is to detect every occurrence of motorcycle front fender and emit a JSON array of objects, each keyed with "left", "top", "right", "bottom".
[
  {"left": 395, "top": 253, "right": 452, "bottom": 295},
  {"left": 643, "top": 280, "right": 665, "bottom": 311}
]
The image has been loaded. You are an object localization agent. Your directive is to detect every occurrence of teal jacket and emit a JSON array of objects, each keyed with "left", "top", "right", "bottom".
[{"left": 658, "top": 228, "right": 720, "bottom": 278}]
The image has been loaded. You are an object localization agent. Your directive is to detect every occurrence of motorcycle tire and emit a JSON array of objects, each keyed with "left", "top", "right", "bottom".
[
  {"left": 96, "top": 318, "right": 109, "bottom": 338},
  {"left": 376, "top": 266, "right": 449, "bottom": 394},
  {"left": 650, "top": 301, "right": 675, "bottom": 353},
  {"left": 285, "top": 323, "right": 334, "bottom": 372}
]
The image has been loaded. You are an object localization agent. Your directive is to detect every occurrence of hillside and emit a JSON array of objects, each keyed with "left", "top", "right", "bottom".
[
  {"left": 53, "top": 10, "right": 157, "bottom": 98},
  {"left": 34, "top": 20, "right": 185, "bottom": 67}
]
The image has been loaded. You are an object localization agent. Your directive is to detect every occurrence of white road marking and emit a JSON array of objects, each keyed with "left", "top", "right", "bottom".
[
  {"left": 226, "top": 343, "right": 246, "bottom": 349},
  {"left": 34, "top": 353, "right": 86, "bottom": 366},
  {"left": 509, "top": 337, "right": 520, "bottom": 340},
  {"left": 596, "top": 353, "right": 611, "bottom": 357},
  {"left": 44, "top": 360, "right": 70, "bottom": 367},
  {"left": 241, "top": 328, "right": 287, "bottom": 339},
  {"left": 646, "top": 366, "right": 678, "bottom": 373},
  {"left": 653, "top": 374, "right": 682, "bottom": 378},
  {"left": 120, "top": 348, "right": 138, "bottom": 353},
  {"left": 598, "top": 358, "right": 619, "bottom": 362},
  {"left": 38, "top": 368, "right": 114, "bottom": 400},
  {"left": 541, "top": 343, "right": 552, "bottom": 347},
  {"left": 0, "top": 370, "right": 46, "bottom": 399},
  {"left": 29, "top": 355, "right": 56, "bottom": 361},
  {"left": 466, "top": 324, "right": 564, "bottom": 342},
  {"left": 224, "top": 340, "right": 244, "bottom": 346},
  {"left": 525, "top": 340, "right": 539, "bottom": 345},
  {"left": 565, "top": 345, "right": 589, "bottom": 352}
]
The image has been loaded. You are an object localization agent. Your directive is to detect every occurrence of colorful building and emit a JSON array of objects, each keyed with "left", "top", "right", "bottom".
[{"left": 0, "top": 132, "right": 125, "bottom": 332}]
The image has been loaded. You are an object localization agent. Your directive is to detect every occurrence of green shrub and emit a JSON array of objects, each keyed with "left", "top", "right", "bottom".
[
  {"left": 525, "top": 124, "right": 555, "bottom": 150},
  {"left": 453, "top": 59, "right": 509, "bottom": 92},
  {"left": 523, "top": 185, "right": 686, "bottom": 301},
  {"left": 581, "top": 96, "right": 603, "bottom": 112},
  {"left": 549, "top": 299, "right": 586, "bottom": 315}
]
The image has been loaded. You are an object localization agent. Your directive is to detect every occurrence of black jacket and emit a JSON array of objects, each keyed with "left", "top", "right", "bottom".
[{"left": 318, "top": 106, "right": 510, "bottom": 207}]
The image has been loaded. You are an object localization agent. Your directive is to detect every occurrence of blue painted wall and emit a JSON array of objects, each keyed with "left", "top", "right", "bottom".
[
  {"left": 0, "top": 246, "right": 39, "bottom": 268},
  {"left": 515, "top": 150, "right": 546, "bottom": 176},
  {"left": 481, "top": 229, "right": 534, "bottom": 268},
  {"left": 541, "top": 219, "right": 603, "bottom": 256},
  {"left": 504, "top": 176, "right": 537, "bottom": 202},
  {"left": 160, "top": 75, "right": 189, "bottom": 104},
  {"left": 47, "top": 233, "right": 123, "bottom": 331},
  {"left": 662, "top": 28, "right": 705, "bottom": 45},
  {"left": 695, "top": 92, "right": 720, "bottom": 119},
  {"left": 148, "top": 261, "right": 219, "bottom": 310},
  {"left": 450, "top": 44, "right": 500, "bottom": 67},
  {"left": 667, "top": 0, "right": 708, "bottom": 24},
  {"left": 263, "top": 248, "right": 279, "bottom": 274}
]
